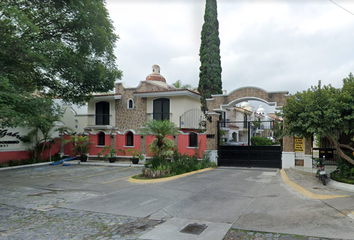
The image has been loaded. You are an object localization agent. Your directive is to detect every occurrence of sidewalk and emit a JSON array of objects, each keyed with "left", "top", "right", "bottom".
[{"left": 288, "top": 166, "right": 354, "bottom": 193}]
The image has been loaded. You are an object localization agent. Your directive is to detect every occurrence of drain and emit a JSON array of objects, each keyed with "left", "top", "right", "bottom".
[{"left": 180, "top": 223, "right": 208, "bottom": 235}]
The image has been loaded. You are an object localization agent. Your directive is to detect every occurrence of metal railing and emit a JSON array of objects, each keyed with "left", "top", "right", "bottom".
[
  {"left": 146, "top": 113, "right": 172, "bottom": 121},
  {"left": 87, "top": 114, "right": 114, "bottom": 126}
]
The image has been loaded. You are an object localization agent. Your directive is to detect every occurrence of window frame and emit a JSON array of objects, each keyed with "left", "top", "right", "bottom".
[
  {"left": 127, "top": 98, "right": 134, "bottom": 109},
  {"left": 95, "top": 101, "right": 110, "bottom": 125},
  {"left": 189, "top": 132, "right": 198, "bottom": 148},
  {"left": 126, "top": 131, "right": 134, "bottom": 146},
  {"left": 98, "top": 132, "right": 105, "bottom": 146},
  {"left": 153, "top": 98, "right": 170, "bottom": 121}
]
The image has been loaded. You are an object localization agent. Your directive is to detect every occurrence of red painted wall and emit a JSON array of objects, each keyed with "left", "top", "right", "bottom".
[
  {"left": 1, "top": 132, "right": 207, "bottom": 164},
  {"left": 0, "top": 138, "right": 61, "bottom": 164},
  {"left": 178, "top": 134, "right": 206, "bottom": 159},
  {"left": 116, "top": 133, "right": 141, "bottom": 156}
]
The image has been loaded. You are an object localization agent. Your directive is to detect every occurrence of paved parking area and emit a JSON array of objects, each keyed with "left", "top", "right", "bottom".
[{"left": 0, "top": 164, "right": 354, "bottom": 240}]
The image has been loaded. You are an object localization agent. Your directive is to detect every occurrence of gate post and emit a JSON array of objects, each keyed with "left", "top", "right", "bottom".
[
  {"left": 206, "top": 113, "right": 220, "bottom": 164},
  {"left": 282, "top": 135, "right": 295, "bottom": 168}
]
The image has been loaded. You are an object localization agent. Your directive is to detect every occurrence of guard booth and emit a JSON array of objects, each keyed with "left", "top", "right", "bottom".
[{"left": 312, "top": 148, "right": 337, "bottom": 165}]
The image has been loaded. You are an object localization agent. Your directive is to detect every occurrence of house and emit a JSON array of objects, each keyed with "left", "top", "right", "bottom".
[{"left": 82, "top": 65, "right": 206, "bottom": 159}]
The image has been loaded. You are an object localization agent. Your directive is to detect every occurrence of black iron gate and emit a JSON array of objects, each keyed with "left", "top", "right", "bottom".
[{"left": 217, "top": 121, "right": 282, "bottom": 168}]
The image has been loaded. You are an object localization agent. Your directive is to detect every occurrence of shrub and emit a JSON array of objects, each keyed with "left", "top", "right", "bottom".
[
  {"left": 251, "top": 136, "right": 272, "bottom": 146},
  {"left": 8, "top": 159, "right": 20, "bottom": 166},
  {"left": 330, "top": 158, "right": 354, "bottom": 184}
]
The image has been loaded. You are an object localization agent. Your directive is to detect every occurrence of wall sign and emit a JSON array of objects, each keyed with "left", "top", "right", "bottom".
[
  {"left": 294, "top": 137, "right": 303, "bottom": 152},
  {"left": 0, "top": 129, "right": 25, "bottom": 147}
]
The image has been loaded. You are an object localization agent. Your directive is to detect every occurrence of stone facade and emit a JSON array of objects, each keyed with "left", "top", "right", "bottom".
[{"left": 115, "top": 83, "right": 147, "bottom": 133}]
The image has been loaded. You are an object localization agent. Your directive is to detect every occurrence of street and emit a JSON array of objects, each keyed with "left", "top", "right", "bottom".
[{"left": 0, "top": 164, "right": 353, "bottom": 239}]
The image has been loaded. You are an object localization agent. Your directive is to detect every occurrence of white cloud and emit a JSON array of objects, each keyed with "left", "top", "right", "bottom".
[{"left": 106, "top": 0, "right": 354, "bottom": 94}]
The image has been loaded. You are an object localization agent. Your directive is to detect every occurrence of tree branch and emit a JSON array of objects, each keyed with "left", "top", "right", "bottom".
[{"left": 326, "top": 133, "right": 354, "bottom": 165}]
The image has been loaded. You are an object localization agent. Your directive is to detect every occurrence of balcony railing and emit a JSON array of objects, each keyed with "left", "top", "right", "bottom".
[
  {"left": 146, "top": 113, "right": 172, "bottom": 121},
  {"left": 87, "top": 114, "right": 114, "bottom": 126}
]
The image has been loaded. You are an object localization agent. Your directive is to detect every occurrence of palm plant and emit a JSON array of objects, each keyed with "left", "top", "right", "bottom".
[
  {"left": 139, "top": 120, "right": 179, "bottom": 158},
  {"left": 172, "top": 80, "right": 192, "bottom": 89}
]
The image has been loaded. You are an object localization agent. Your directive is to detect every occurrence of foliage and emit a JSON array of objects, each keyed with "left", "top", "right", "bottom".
[
  {"left": 251, "top": 136, "right": 272, "bottom": 146},
  {"left": 172, "top": 80, "right": 192, "bottom": 89},
  {"left": 330, "top": 158, "right": 354, "bottom": 185},
  {"left": 141, "top": 151, "right": 215, "bottom": 179},
  {"left": 198, "top": 0, "right": 222, "bottom": 112},
  {"left": 127, "top": 149, "right": 144, "bottom": 160},
  {"left": 98, "top": 145, "right": 116, "bottom": 159},
  {"left": 0, "top": 0, "right": 121, "bottom": 127},
  {"left": 281, "top": 74, "right": 354, "bottom": 166},
  {"left": 70, "top": 135, "right": 92, "bottom": 155},
  {"left": 24, "top": 99, "right": 65, "bottom": 161},
  {"left": 139, "top": 120, "right": 179, "bottom": 158}
]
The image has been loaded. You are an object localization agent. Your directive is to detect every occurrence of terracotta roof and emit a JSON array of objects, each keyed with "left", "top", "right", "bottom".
[
  {"left": 134, "top": 89, "right": 200, "bottom": 95},
  {"left": 93, "top": 93, "right": 121, "bottom": 97},
  {"left": 233, "top": 106, "right": 253, "bottom": 114}
]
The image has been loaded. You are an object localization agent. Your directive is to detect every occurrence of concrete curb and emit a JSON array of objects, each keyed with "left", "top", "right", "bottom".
[
  {"left": 327, "top": 178, "right": 354, "bottom": 192},
  {"left": 289, "top": 167, "right": 354, "bottom": 193},
  {"left": 80, "top": 162, "right": 144, "bottom": 168},
  {"left": 0, "top": 162, "right": 52, "bottom": 171},
  {"left": 128, "top": 167, "right": 215, "bottom": 184},
  {"left": 280, "top": 169, "right": 350, "bottom": 199},
  {"left": 0, "top": 160, "right": 144, "bottom": 171}
]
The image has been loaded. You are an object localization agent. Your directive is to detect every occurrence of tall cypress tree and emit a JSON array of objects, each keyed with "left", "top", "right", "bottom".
[{"left": 198, "top": 0, "right": 222, "bottom": 112}]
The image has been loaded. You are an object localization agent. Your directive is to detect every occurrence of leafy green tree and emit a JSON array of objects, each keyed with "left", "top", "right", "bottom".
[
  {"left": 172, "top": 80, "right": 192, "bottom": 89},
  {"left": 25, "top": 99, "right": 64, "bottom": 161},
  {"left": 281, "top": 73, "right": 354, "bottom": 165},
  {"left": 198, "top": 0, "right": 222, "bottom": 112},
  {"left": 0, "top": 0, "right": 121, "bottom": 127},
  {"left": 139, "top": 120, "right": 179, "bottom": 158}
]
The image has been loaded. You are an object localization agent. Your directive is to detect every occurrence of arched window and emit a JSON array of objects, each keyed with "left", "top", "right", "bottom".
[
  {"left": 96, "top": 101, "right": 110, "bottom": 125},
  {"left": 126, "top": 131, "right": 134, "bottom": 146},
  {"left": 153, "top": 98, "right": 170, "bottom": 121},
  {"left": 98, "top": 132, "right": 105, "bottom": 146},
  {"left": 232, "top": 132, "right": 237, "bottom": 142},
  {"left": 189, "top": 132, "right": 198, "bottom": 147},
  {"left": 127, "top": 99, "right": 134, "bottom": 109}
]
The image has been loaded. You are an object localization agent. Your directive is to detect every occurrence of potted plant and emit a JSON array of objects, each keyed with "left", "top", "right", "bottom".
[
  {"left": 127, "top": 149, "right": 144, "bottom": 164},
  {"left": 108, "top": 148, "right": 117, "bottom": 163},
  {"left": 71, "top": 135, "right": 91, "bottom": 162},
  {"left": 98, "top": 146, "right": 117, "bottom": 163}
]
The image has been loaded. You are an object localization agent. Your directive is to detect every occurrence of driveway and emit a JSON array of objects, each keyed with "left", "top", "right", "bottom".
[{"left": 0, "top": 164, "right": 353, "bottom": 240}]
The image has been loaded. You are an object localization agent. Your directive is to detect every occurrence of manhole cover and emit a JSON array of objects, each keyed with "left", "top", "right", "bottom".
[{"left": 180, "top": 223, "right": 208, "bottom": 235}]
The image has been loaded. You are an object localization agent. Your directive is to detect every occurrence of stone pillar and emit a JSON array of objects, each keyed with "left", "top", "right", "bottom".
[
  {"left": 282, "top": 135, "right": 295, "bottom": 169},
  {"left": 206, "top": 113, "right": 220, "bottom": 151},
  {"left": 303, "top": 137, "right": 313, "bottom": 168},
  {"left": 205, "top": 113, "right": 220, "bottom": 165}
]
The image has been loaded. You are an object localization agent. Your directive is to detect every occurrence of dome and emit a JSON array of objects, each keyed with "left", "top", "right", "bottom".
[
  {"left": 256, "top": 105, "right": 267, "bottom": 116},
  {"left": 145, "top": 65, "right": 166, "bottom": 83},
  {"left": 240, "top": 102, "right": 251, "bottom": 108}
]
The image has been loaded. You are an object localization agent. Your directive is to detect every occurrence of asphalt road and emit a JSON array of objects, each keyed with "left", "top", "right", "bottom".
[{"left": 0, "top": 164, "right": 353, "bottom": 240}]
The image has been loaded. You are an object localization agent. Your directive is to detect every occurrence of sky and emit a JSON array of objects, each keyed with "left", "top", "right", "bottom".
[{"left": 106, "top": 0, "right": 354, "bottom": 95}]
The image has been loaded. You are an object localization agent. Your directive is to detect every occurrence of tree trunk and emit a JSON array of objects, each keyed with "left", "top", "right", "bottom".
[{"left": 326, "top": 133, "right": 354, "bottom": 165}]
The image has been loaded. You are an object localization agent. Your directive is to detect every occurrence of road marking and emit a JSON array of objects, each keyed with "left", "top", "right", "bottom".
[
  {"left": 67, "top": 167, "right": 134, "bottom": 181},
  {"left": 140, "top": 199, "right": 158, "bottom": 206},
  {"left": 101, "top": 176, "right": 130, "bottom": 184},
  {"left": 280, "top": 169, "right": 350, "bottom": 200}
]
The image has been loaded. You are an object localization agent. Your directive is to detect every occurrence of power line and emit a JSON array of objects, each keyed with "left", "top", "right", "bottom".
[{"left": 329, "top": 0, "right": 354, "bottom": 16}]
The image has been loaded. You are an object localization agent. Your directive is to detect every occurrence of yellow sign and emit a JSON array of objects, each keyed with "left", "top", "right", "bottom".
[{"left": 294, "top": 137, "right": 303, "bottom": 152}]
